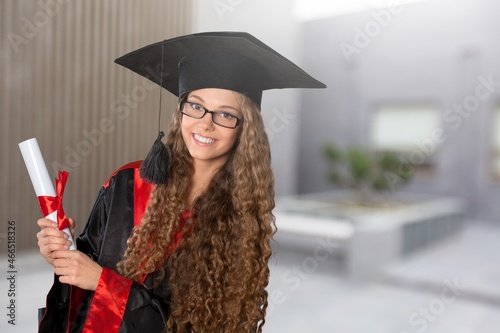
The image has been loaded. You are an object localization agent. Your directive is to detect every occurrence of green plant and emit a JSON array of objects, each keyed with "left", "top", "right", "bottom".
[{"left": 323, "top": 143, "right": 413, "bottom": 203}]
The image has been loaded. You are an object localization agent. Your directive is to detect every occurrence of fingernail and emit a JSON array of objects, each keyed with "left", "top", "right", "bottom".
[
  {"left": 64, "top": 234, "right": 69, "bottom": 239},
  {"left": 52, "top": 222, "right": 57, "bottom": 228}
]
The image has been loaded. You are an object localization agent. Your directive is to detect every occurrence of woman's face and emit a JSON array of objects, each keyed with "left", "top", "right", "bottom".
[{"left": 181, "top": 88, "right": 243, "bottom": 170}]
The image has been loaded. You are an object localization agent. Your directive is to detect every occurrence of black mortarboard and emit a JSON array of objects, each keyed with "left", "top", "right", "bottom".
[
  {"left": 114, "top": 31, "right": 326, "bottom": 184},
  {"left": 115, "top": 31, "right": 326, "bottom": 106}
]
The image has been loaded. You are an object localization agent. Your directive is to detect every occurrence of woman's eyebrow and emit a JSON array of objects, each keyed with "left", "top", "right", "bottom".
[
  {"left": 186, "top": 94, "right": 204, "bottom": 103},
  {"left": 187, "top": 94, "right": 241, "bottom": 113},
  {"left": 218, "top": 104, "right": 240, "bottom": 113}
]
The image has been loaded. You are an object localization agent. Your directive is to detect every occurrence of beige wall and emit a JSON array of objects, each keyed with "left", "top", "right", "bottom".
[{"left": 1, "top": 0, "right": 193, "bottom": 251}]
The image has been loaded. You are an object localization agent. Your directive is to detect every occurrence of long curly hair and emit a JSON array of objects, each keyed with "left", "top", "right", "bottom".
[{"left": 118, "top": 92, "right": 275, "bottom": 332}]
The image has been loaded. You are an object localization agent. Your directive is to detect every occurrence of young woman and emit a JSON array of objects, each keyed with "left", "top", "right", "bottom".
[{"left": 36, "top": 32, "right": 325, "bottom": 332}]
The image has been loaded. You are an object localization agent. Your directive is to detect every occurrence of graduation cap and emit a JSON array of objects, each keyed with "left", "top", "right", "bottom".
[{"left": 114, "top": 31, "right": 326, "bottom": 184}]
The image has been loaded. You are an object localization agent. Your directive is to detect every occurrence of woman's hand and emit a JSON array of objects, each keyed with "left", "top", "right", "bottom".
[
  {"left": 52, "top": 250, "right": 103, "bottom": 291},
  {"left": 37, "top": 218, "right": 102, "bottom": 291},
  {"left": 37, "top": 218, "right": 75, "bottom": 265}
]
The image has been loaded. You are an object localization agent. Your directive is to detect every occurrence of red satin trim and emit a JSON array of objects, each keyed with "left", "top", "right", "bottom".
[
  {"left": 103, "top": 160, "right": 143, "bottom": 189},
  {"left": 80, "top": 163, "right": 184, "bottom": 331},
  {"left": 134, "top": 167, "right": 154, "bottom": 285},
  {"left": 37, "top": 171, "right": 70, "bottom": 230},
  {"left": 82, "top": 268, "right": 133, "bottom": 333},
  {"left": 134, "top": 167, "right": 153, "bottom": 227},
  {"left": 81, "top": 162, "right": 153, "bottom": 330}
]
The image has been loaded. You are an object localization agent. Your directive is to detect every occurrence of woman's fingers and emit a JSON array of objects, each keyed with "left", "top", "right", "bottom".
[
  {"left": 52, "top": 250, "right": 102, "bottom": 291},
  {"left": 37, "top": 218, "right": 57, "bottom": 230},
  {"left": 37, "top": 217, "right": 73, "bottom": 264},
  {"left": 38, "top": 227, "right": 70, "bottom": 244},
  {"left": 38, "top": 235, "right": 71, "bottom": 250}
]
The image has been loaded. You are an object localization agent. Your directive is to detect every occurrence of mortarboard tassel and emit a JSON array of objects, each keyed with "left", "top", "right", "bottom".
[
  {"left": 140, "top": 39, "right": 171, "bottom": 184},
  {"left": 140, "top": 131, "right": 171, "bottom": 184}
]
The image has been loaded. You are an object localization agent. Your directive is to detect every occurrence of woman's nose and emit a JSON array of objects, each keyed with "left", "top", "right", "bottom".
[{"left": 197, "top": 111, "right": 215, "bottom": 130}]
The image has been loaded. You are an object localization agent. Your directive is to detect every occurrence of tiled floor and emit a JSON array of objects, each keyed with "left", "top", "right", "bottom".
[
  {"left": 265, "top": 222, "right": 500, "bottom": 333},
  {"left": 1, "top": 222, "right": 499, "bottom": 333}
]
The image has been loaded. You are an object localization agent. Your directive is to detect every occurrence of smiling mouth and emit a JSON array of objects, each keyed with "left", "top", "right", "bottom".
[{"left": 193, "top": 133, "right": 216, "bottom": 144}]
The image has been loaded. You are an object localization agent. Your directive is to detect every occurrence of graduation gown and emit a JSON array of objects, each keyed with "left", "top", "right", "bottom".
[{"left": 38, "top": 161, "right": 171, "bottom": 333}]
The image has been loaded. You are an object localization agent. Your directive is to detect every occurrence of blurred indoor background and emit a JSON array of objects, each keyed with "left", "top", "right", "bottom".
[{"left": 1, "top": 0, "right": 499, "bottom": 332}]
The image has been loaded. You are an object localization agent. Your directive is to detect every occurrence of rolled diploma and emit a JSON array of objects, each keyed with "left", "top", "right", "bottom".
[{"left": 19, "top": 138, "right": 76, "bottom": 250}]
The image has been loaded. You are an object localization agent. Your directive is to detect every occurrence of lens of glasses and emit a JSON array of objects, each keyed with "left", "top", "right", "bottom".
[{"left": 181, "top": 102, "right": 240, "bottom": 128}]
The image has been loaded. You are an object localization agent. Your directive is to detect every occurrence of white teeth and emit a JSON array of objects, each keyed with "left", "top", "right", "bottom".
[{"left": 194, "top": 133, "right": 215, "bottom": 144}]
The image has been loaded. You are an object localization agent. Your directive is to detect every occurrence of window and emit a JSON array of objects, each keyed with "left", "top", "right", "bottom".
[{"left": 370, "top": 103, "right": 441, "bottom": 178}]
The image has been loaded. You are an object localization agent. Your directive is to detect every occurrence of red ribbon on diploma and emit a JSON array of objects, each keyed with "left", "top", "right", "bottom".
[{"left": 37, "top": 171, "right": 70, "bottom": 230}]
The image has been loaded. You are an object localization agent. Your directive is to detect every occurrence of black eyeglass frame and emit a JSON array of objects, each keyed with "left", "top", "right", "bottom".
[{"left": 179, "top": 101, "right": 243, "bottom": 129}]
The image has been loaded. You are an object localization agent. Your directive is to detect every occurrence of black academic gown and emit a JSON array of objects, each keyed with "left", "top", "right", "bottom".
[{"left": 38, "top": 161, "right": 171, "bottom": 333}]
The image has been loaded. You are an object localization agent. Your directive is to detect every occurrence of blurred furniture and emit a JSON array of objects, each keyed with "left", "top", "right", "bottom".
[{"left": 273, "top": 191, "right": 465, "bottom": 280}]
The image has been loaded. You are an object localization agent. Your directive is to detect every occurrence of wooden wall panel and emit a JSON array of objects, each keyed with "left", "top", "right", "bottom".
[{"left": 0, "top": 0, "right": 192, "bottom": 251}]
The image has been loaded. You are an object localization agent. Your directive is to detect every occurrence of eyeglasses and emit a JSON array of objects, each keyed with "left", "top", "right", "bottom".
[{"left": 180, "top": 101, "right": 242, "bottom": 129}]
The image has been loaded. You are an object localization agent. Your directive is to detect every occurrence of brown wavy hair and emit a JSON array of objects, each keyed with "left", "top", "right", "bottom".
[{"left": 118, "top": 92, "right": 275, "bottom": 332}]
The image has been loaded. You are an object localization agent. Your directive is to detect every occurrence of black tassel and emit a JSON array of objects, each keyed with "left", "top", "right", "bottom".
[{"left": 140, "top": 131, "right": 171, "bottom": 184}]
